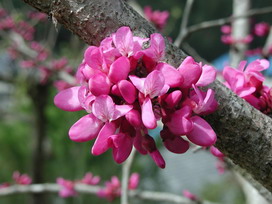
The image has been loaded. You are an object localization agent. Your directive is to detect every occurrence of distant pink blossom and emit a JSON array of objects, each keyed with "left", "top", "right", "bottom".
[
  {"left": 144, "top": 6, "right": 169, "bottom": 31},
  {"left": 128, "top": 173, "right": 140, "bottom": 190},
  {"left": 0, "top": 183, "right": 10, "bottom": 189},
  {"left": 97, "top": 176, "right": 121, "bottom": 201},
  {"left": 80, "top": 172, "right": 100, "bottom": 185},
  {"left": 183, "top": 190, "right": 198, "bottom": 201},
  {"left": 254, "top": 22, "right": 270, "bottom": 37},
  {"left": 12, "top": 171, "right": 32, "bottom": 185},
  {"left": 221, "top": 25, "right": 231, "bottom": 34},
  {"left": 57, "top": 178, "right": 77, "bottom": 198},
  {"left": 210, "top": 146, "right": 224, "bottom": 158}
]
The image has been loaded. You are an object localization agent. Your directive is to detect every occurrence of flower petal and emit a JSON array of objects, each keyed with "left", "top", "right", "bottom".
[
  {"left": 129, "top": 75, "right": 145, "bottom": 94},
  {"left": 156, "top": 63, "right": 183, "bottom": 87},
  {"left": 196, "top": 64, "right": 217, "bottom": 86},
  {"left": 92, "top": 122, "right": 116, "bottom": 155},
  {"left": 163, "top": 136, "right": 190, "bottom": 154},
  {"left": 166, "top": 106, "right": 193, "bottom": 135},
  {"left": 113, "top": 104, "right": 133, "bottom": 121},
  {"left": 141, "top": 98, "right": 157, "bottom": 129},
  {"left": 108, "top": 133, "right": 133, "bottom": 163},
  {"left": 118, "top": 80, "right": 137, "bottom": 104},
  {"left": 54, "top": 86, "right": 83, "bottom": 111},
  {"left": 112, "top": 26, "right": 134, "bottom": 56},
  {"left": 89, "top": 72, "right": 111, "bottom": 96},
  {"left": 69, "top": 114, "right": 103, "bottom": 142},
  {"left": 144, "top": 70, "right": 167, "bottom": 98},
  {"left": 92, "top": 95, "right": 115, "bottom": 122},
  {"left": 108, "top": 56, "right": 130, "bottom": 83},
  {"left": 186, "top": 116, "right": 216, "bottom": 146}
]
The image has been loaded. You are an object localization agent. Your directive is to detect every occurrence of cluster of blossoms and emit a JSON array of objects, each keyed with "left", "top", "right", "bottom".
[
  {"left": 0, "top": 171, "right": 32, "bottom": 189},
  {"left": 143, "top": 6, "right": 169, "bottom": 31},
  {"left": 0, "top": 7, "right": 75, "bottom": 87},
  {"left": 98, "top": 173, "right": 139, "bottom": 201},
  {"left": 57, "top": 172, "right": 100, "bottom": 198},
  {"left": 54, "top": 26, "right": 218, "bottom": 168},
  {"left": 220, "top": 22, "right": 271, "bottom": 46},
  {"left": 56, "top": 172, "right": 139, "bottom": 201},
  {"left": 223, "top": 59, "right": 272, "bottom": 115}
]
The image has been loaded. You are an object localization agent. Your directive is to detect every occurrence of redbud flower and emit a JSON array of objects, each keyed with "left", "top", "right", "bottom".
[
  {"left": 57, "top": 178, "right": 77, "bottom": 198},
  {"left": 54, "top": 26, "right": 218, "bottom": 168},
  {"left": 254, "top": 22, "right": 270, "bottom": 37},
  {"left": 144, "top": 6, "right": 169, "bottom": 31},
  {"left": 12, "top": 171, "right": 32, "bottom": 185},
  {"left": 80, "top": 172, "right": 100, "bottom": 185},
  {"left": 183, "top": 190, "right": 198, "bottom": 201}
]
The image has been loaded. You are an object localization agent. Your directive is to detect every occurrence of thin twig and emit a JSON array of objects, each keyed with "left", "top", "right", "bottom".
[
  {"left": 262, "top": 27, "right": 272, "bottom": 57},
  {"left": 0, "top": 183, "right": 214, "bottom": 204},
  {"left": 174, "top": 0, "right": 195, "bottom": 47},
  {"left": 121, "top": 148, "right": 136, "bottom": 204},
  {"left": 177, "top": 6, "right": 272, "bottom": 46}
]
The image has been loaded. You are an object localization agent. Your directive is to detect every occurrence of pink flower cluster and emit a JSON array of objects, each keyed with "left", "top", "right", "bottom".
[
  {"left": 54, "top": 26, "right": 218, "bottom": 168},
  {"left": 0, "top": 171, "right": 32, "bottom": 189},
  {"left": 0, "top": 8, "right": 75, "bottom": 86},
  {"left": 12, "top": 171, "right": 32, "bottom": 185},
  {"left": 57, "top": 172, "right": 100, "bottom": 198},
  {"left": 223, "top": 59, "right": 272, "bottom": 114},
  {"left": 221, "top": 22, "right": 270, "bottom": 45},
  {"left": 221, "top": 25, "right": 253, "bottom": 45},
  {"left": 98, "top": 173, "right": 139, "bottom": 201},
  {"left": 143, "top": 6, "right": 169, "bottom": 31}
]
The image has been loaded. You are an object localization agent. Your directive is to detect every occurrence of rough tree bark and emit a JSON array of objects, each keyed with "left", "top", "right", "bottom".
[{"left": 21, "top": 0, "right": 272, "bottom": 194}]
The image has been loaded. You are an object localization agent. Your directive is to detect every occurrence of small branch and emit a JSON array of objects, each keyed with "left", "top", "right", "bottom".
[
  {"left": 121, "top": 148, "right": 136, "bottom": 204},
  {"left": 262, "top": 27, "right": 272, "bottom": 57},
  {"left": 178, "top": 6, "right": 272, "bottom": 44},
  {"left": 0, "top": 183, "right": 212, "bottom": 204},
  {"left": 174, "top": 0, "right": 195, "bottom": 47}
]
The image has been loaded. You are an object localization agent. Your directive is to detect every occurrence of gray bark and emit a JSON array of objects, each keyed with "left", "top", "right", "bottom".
[{"left": 21, "top": 0, "right": 272, "bottom": 193}]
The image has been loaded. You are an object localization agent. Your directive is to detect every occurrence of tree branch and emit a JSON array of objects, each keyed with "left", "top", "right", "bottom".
[
  {"left": 21, "top": 0, "right": 272, "bottom": 193},
  {"left": 0, "top": 183, "right": 208, "bottom": 204}
]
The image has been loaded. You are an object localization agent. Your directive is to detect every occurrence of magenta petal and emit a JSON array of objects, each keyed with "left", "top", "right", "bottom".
[
  {"left": 178, "top": 56, "right": 202, "bottom": 88},
  {"left": 118, "top": 80, "right": 137, "bottom": 104},
  {"left": 186, "top": 116, "right": 216, "bottom": 147},
  {"left": 89, "top": 73, "right": 111, "bottom": 96},
  {"left": 92, "top": 122, "right": 116, "bottom": 155},
  {"left": 156, "top": 63, "right": 183, "bottom": 87},
  {"left": 196, "top": 65, "right": 217, "bottom": 86},
  {"left": 69, "top": 114, "right": 103, "bottom": 142},
  {"left": 112, "top": 26, "right": 134, "bottom": 56},
  {"left": 108, "top": 133, "right": 133, "bottom": 163},
  {"left": 129, "top": 75, "right": 145, "bottom": 94},
  {"left": 125, "top": 109, "right": 142, "bottom": 128},
  {"left": 164, "top": 136, "right": 190, "bottom": 154},
  {"left": 113, "top": 104, "right": 133, "bottom": 120},
  {"left": 134, "top": 130, "right": 148, "bottom": 155},
  {"left": 143, "top": 33, "right": 165, "bottom": 61},
  {"left": 109, "top": 56, "right": 130, "bottom": 83},
  {"left": 210, "top": 146, "right": 224, "bottom": 158},
  {"left": 54, "top": 86, "right": 83, "bottom": 111},
  {"left": 150, "top": 150, "right": 165, "bottom": 168},
  {"left": 166, "top": 106, "right": 193, "bottom": 135},
  {"left": 92, "top": 95, "right": 115, "bottom": 122},
  {"left": 164, "top": 90, "right": 182, "bottom": 109},
  {"left": 144, "top": 70, "right": 167, "bottom": 98},
  {"left": 142, "top": 98, "right": 157, "bottom": 129}
]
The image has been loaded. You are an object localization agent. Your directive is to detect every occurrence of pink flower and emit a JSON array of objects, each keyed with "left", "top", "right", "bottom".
[
  {"left": 54, "top": 26, "right": 218, "bottom": 168},
  {"left": 57, "top": 178, "right": 77, "bottom": 198},
  {"left": 144, "top": 6, "right": 169, "bottom": 31},
  {"left": 254, "top": 22, "right": 270, "bottom": 37},
  {"left": 210, "top": 146, "right": 224, "bottom": 158},
  {"left": 80, "top": 173, "right": 100, "bottom": 185},
  {"left": 130, "top": 70, "right": 169, "bottom": 129},
  {"left": 13, "top": 171, "right": 32, "bottom": 185},
  {"left": 0, "top": 183, "right": 10, "bottom": 189},
  {"left": 128, "top": 173, "right": 140, "bottom": 190},
  {"left": 221, "top": 25, "right": 232, "bottom": 34},
  {"left": 97, "top": 176, "right": 121, "bottom": 201},
  {"left": 183, "top": 190, "right": 198, "bottom": 201}
]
